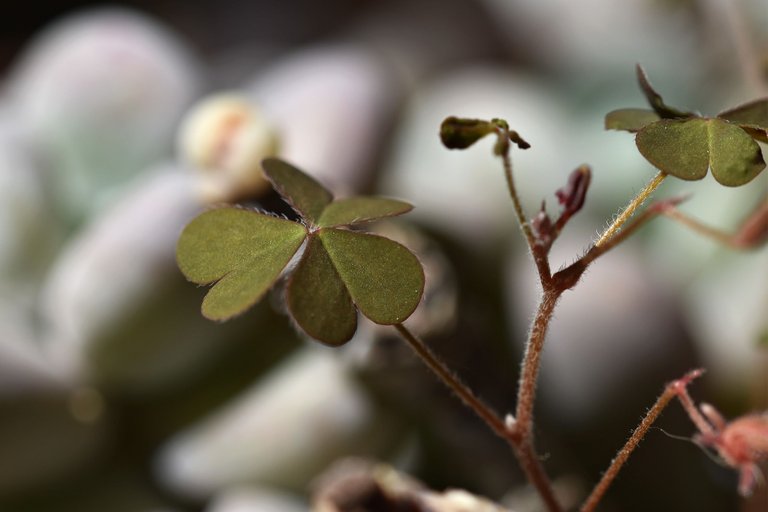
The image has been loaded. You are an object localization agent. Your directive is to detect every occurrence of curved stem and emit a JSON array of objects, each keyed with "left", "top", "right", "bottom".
[
  {"left": 595, "top": 172, "right": 666, "bottom": 248},
  {"left": 394, "top": 323, "right": 563, "bottom": 512},
  {"left": 394, "top": 323, "right": 509, "bottom": 439},
  {"left": 502, "top": 151, "right": 536, "bottom": 248},
  {"left": 502, "top": 152, "right": 551, "bottom": 282},
  {"left": 663, "top": 207, "right": 741, "bottom": 247},
  {"left": 663, "top": 200, "right": 768, "bottom": 249},
  {"left": 514, "top": 290, "right": 560, "bottom": 440},
  {"left": 580, "top": 372, "right": 696, "bottom": 512}
]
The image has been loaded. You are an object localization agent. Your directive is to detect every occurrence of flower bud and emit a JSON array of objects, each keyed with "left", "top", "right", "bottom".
[
  {"left": 439, "top": 117, "right": 495, "bottom": 150},
  {"left": 555, "top": 165, "right": 591, "bottom": 217},
  {"left": 177, "top": 94, "right": 278, "bottom": 204}
]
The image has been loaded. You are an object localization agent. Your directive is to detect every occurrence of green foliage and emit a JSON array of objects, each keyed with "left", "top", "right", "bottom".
[
  {"left": 177, "top": 158, "right": 424, "bottom": 346},
  {"left": 177, "top": 209, "right": 307, "bottom": 321},
  {"left": 718, "top": 99, "right": 768, "bottom": 143},
  {"left": 604, "top": 108, "right": 660, "bottom": 132},
  {"left": 636, "top": 118, "right": 765, "bottom": 186},
  {"left": 635, "top": 64, "right": 697, "bottom": 119},
  {"left": 606, "top": 65, "right": 767, "bottom": 186}
]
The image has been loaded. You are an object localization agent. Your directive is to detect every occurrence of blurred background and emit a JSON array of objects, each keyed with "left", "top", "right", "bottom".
[{"left": 0, "top": 1, "right": 766, "bottom": 511}]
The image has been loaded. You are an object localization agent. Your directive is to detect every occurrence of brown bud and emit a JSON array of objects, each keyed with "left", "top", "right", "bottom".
[
  {"left": 439, "top": 117, "right": 494, "bottom": 150},
  {"left": 555, "top": 165, "right": 591, "bottom": 229}
]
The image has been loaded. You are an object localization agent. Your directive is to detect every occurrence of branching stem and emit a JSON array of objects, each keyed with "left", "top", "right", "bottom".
[
  {"left": 426, "top": 122, "right": 683, "bottom": 512},
  {"left": 394, "top": 323, "right": 563, "bottom": 512}
]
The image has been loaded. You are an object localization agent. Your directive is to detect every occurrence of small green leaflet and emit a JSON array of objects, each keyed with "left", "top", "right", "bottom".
[
  {"left": 634, "top": 64, "right": 697, "bottom": 120},
  {"left": 605, "top": 65, "right": 767, "bottom": 187},
  {"left": 604, "top": 109, "right": 660, "bottom": 132},
  {"left": 176, "top": 209, "right": 307, "bottom": 321},
  {"left": 718, "top": 99, "right": 768, "bottom": 143},
  {"left": 177, "top": 158, "right": 424, "bottom": 346}
]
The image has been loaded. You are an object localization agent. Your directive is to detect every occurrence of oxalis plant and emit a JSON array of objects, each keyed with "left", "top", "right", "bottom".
[{"left": 176, "top": 66, "right": 768, "bottom": 511}]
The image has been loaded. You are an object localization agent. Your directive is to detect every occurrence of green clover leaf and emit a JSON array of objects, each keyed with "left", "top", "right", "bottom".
[
  {"left": 606, "top": 65, "right": 767, "bottom": 187},
  {"left": 717, "top": 99, "right": 768, "bottom": 143},
  {"left": 177, "top": 158, "right": 424, "bottom": 346},
  {"left": 635, "top": 118, "right": 765, "bottom": 186}
]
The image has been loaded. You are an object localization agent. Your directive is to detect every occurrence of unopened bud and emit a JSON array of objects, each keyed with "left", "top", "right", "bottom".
[
  {"left": 177, "top": 94, "right": 278, "bottom": 203},
  {"left": 508, "top": 129, "right": 530, "bottom": 150},
  {"left": 440, "top": 116, "right": 530, "bottom": 156},
  {"left": 439, "top": 117, "right": 494, "bottom": 150},
  {"left": 556, "top": 165, "right": 591, "bottom": 217}
]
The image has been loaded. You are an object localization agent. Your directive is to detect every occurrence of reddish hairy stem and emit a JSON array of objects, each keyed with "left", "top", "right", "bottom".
[
  {"left": 394, "top": 323, "right": 563, "bottom": 512},
  {"left": 662, "top": 197, "right": 768, "bottom": 250},
  {"left": 580, "top": 370, "right": 703, "bottom": 512},
  {"left": 514, "top": 290, "right": 561, "bottom": 440},
  {"left": 394, "top": 323, "right": 508, "bottom": 438}
]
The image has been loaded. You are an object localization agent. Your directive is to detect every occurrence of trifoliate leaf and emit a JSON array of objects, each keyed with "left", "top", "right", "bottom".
[
  {"left": 717, "top": 99, "right": 768, "bottom": 143},
  {"left": 179, "top": 158, "right": 424, "bottom": 343},
  {"left": 636, "top": 118, "right": 765, "bottom": 186},
  {"left": 605, "top": 108, "right": 660, "bottom": 132},
  {"left": 636, "top": 64, "right": 697, "bottom": 119},
  {"left": 177, "top": 208, "right": 307, "bottom": 320},
  {"left": 320, "top": 228, "right": 424, "bottom": 325},
  {"left": 262, "top": 157, "right": 332, "bottom": 223},
  {"left": 317, "top": 197, "right": 413, "bottom": 228},
  {"left": 287, "top": 234, "right": 357, "bottom": 345}
]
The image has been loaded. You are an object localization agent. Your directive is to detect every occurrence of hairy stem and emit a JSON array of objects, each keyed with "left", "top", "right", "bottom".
[
  {"left": 578, "top": 198, "right": 684, "bottom": 268},
  {"left": 502, "top": 151, "right": 552, "bottom": 282},
  {"left": 394, "top": 323, "right": 509, "bottom": 438},
  {"left": 663, "top": 207, "right": 741, "bottom": 248},
  {"left": 502, "top": 151, "right": 536, "bottom": 249},
  {"left": 595, "top": 172, "right": 666, "bottom": 247},
  {"left": 580, "top": 380, "right": 679, "bottom": 512},
  {"left": 512, "top": 440, "right": 565, "bottom": 512},
  {"left": 514, "top": 290, "right": 560, "bottom": 440},
  {"left": 663, "top": 199, "right": 768, "bottom": 249},
  {"left": 394, "top": 323, "right": 563, "bottom": 512}
]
